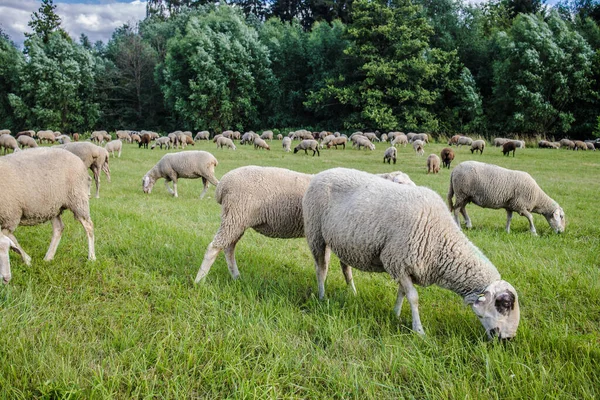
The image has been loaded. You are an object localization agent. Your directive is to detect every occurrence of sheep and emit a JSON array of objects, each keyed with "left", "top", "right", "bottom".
[
  {"left": 448, "top": 161, "right": 565, "bottom": 235},
  {"left": 493, "top": 138, "right": 510, "bottom": 147},
  {"left": 0, "top": 148, "right": 95, "bottom": 282},
  {"left": 470, "top": 140, "right": 485, "bottom": 155},
  {"left": 326, "top": 136, "right": 347, "bottom": 150},
  {"left": 294, "top": 140, "right": 320, "bottom": 156},
  {"left": 511, "top": 140, "right": 526, "bottom": 149},
  {"left": 406, "top": 132, "right": 417, "bottom": 141},
  {"left": 195, "top": 131, "right": 210, "bottom": 141},
  {"left": 216, "top": 136, "right": 236, "bottom": 150},
  {"left": 142, "top": 151, "right": 219, "bottom": 199},
  {"left": 116, "top": 130, "right": 132, "bottom": 143},
  {"left": 448, "top": 135, "right": 461, "bottom": 146},
  {"left": 0, "top": 129, "right": 11, "bottom": 135},
  {"left": 56, "top": 135, "right": 71, "bottom": 144},
  {"left": 302, "top": 168, "right": 521, "bottom": 339},
  {"left": 180, "top": 134, "right": 195, "bottom": 147},
  {"left": 440, "top": 147, "right": 455, "bottom": 169},
  {"left": 212, "top": 134, "right": 223, "bottom": 143},
  {"left": 573, "top": 141, "right": 587, "bottom": 151},
  {"left": 231, "top": 131, "right": 241, "bottom": 140},
  {"left": 363, "top": 132, "right": 380, "bottom": 142},
  {"left": 37, "top": 130, "right": 56, "bottom": 144},
  {"left": 15, "top": 130, "right": 35, "bottom": 138},
  {"left": 56, "top": 142, "right": 111, "bottom": 198},
  {"left": 457, "top": 136, "right": 473, "bottom": 147},
  {"left": 380, "top": 133, "right": 388, "bottom": 142},
  {"left": 354, "top": 137, "right": 375, "bottom": 151},
  {"left": 105, "top": 139, "right": 123, "bottom": 158},
  {"left": 427, "top": 154, "right": 440, "bottom": 174},
  {"left": 253, "top": 137, "right": 271, "bottom": 151},
  {"left": 151, "top": 136, "right": 172, "bottom": 150},
  {"left": 131, "top": 133, "right": 141, "bottom": 144},
  {"left": 72, "top": 133, "right": 80, "bottom": 142},
  {"left": 584, "top": 141, "right": 596, "bottom": 151},
  {"left": 17, "top": 135, "right": 38, "bottom": 149},
  {"left": 412, "top": 140, "right": 425, "bottom": 156},
  {"left": 560, "top": 139, "right": 575, "bottom": 149},
  {"left": 410, "top": 133, "right": 429, "bottom": 143},
  {"left": 221, "top": 130, "right": 234, "bottom": 138},
  {"left": 538, "top": 140, "right": 559, "bottom": 149},
  {"left": 383, "top": 147, "right": 397, "bottom": 164},
  {"left": 260, "top": 130, "right": 274, "bottom": 141},
  {"left": 277, "top": 134, "right": 283, "bottom": 140},
  {"left": 141, "top": 130, "right": 159, "bottom": 140},
  {"left": 182, "top": 131, "right": 193, "bottom": 137},
  {"left": 387, "top": 131, "right": 403, "bottom": 141},
  {"left": 0, "top": 134, "right": 21, "bottom": 155},
  {"left": 194, "top": 167, "right": 417, "bottom": 282},
  {"left": 392, "top": 134, "right": 408, "bottom": 147},
  {"left": 502, "top": 141, "right": 516, "bottom": 157},
  {"left": 241, "top": 131, "right": 257, "bottom": 145},
  {"left": 168, "top": 132, "right": 181, "bottom": 148},
  {"left": 139, "top": 133, "right": 151, "bottom": 149},
  {"left": 282, "top": 137, "right": 292, "bottom": 152},
  {"left": 91, "top": 130, "right": 111, "bottom": 144},
  {"left": 377, "top": 171, "right": 415, "bottom": 186}
]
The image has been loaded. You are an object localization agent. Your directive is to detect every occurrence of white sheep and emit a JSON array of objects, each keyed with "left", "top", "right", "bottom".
[
  {"left": 194, "top": 167, "right": 417, "bottom": 282},
  {"left": 260, "top": 130, "right": 274, "bottom": 141},
  {"left": 116, "top": 130, "right": 132, "bottom": 143},
  {"left": 294, "top": 140, "right": 320, "bottom": 156},
  {"left": 195, "top": 131, "right": 210, "bottom": 141},
  {"left": 91, "top": 130, "right": 111, "bottom": 145},
  {"left": 0, "top": 129, "right": 11, "bottom": 135},
  {"left": 56, "top": 142, "right": 111, "bottom": 198},
  {"left": 56, "top": 135, "right": 71, "bottom": 144},
  {"left": 448, "top": 161, "right": 565, "bottom": 235},
  {"left": 353, "top": 136, "right": 375, "bottom": 150},
  {"left": 142, "top": 151, "right": 219, "bottom": 199},
  {"left": 277, "top": 134, "right": 283, "bottom": 140},
  {"left": 302, "top": 168, "right": 520, "bottom": 339},
  {"left": 37, "top": 130, "right": 56, "bottom": 144},
  {"left": 326, "top": 136, "right": 347, "bottom": 149},
  {"left": 392, "top": 134, "right": 408, "bottom": 147},
  {"left": 410, "top": 133, "right": 429, "bottom": 143},
  {"left": 380, "top": 133, "right": 388, "bottom": 142},
  {"left": 282, "top": 137, "right": 292, "bottom": 152},
  {"left": 412, "top": 139, "right": 425, "bottom": 156},
  {"left": 0, "top": 134, "right": 21, "bottom": 155},
  {"left": 216, "top": 136, "right": 236, "bottom": 150},
  {"left": 241, "top": 131, "right": 257, "bottom": 145},
  {"left": 493, "top": 138, "right": 510, "bottom": 147},
  {"left": 253, "top": 137, "right": 271, "bottom": 150},
  {"left": 17, "top": 135, "right": 38, "bottom": 149},
  {"left": 457, "top": 136, "right": 473, "bottom": 146},
  {"left": 383, "top": 147, "right": 397, "bottom": 164},
  {"left": 470, "top": 140, "right": 485, "bottom": 155},
  {"left": 151, "top": 137, "right": 172, "bottom": 150},
  {"left": 511, "top": 140, "right": 526, "bottom": 149},
  {"left": 427, "top": 154, "right": 440, "bottom": 174},
  {"left": 105, "top": 139, "right": 123, "bottom": 158},
  {"left": 0, "top": 148, "right": 95, "bottom": 282}
]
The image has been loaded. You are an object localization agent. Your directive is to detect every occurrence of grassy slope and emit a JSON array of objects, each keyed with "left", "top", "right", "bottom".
[{"left": 0, "top": 140, "right": 598, "bottom": 399}]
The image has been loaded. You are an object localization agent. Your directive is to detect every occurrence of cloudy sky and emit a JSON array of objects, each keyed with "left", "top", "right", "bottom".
[{"left": 0, "top": 0, "right": 147, "bottom": 46}]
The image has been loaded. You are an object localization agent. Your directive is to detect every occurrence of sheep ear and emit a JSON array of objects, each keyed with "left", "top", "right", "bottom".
[{"left": 494, "top": 290, "right": 516, "bottom": 316}]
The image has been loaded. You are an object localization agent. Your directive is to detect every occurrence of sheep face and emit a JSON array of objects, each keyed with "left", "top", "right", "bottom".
[
  {"left": 470, "top": 281, "right": 520, "bottom": 340},
  {"left": 142, "top": 175, "right": 155, "bottom": 194},
  {"left": 0, "top": 235, "right": 17, "bottom": 284},
  {"left": 545, "top": 207, "right": 565, "bottom": 234}
]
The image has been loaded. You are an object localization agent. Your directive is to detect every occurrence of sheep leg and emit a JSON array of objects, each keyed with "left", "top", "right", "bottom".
[
  {"left": 340, "top": 261, "right": 356, "bottom": 295},
  {"left": 172, "top": 179, "right": 178, "bottom": 198},
  {"left": 3, "top": 231, "right": 31, "bottom": 266},
  {"left": 78, "top": 216, "right": 96, "bottom": 261},
  {"left": 505, "top": 210, "right": 513, "bottom": 233},
  {"left": 400, "top": 275, "right": 425, "bottom": 335},
  {"left": 195, "top": 241, "right": 222, "bottom": 282},
  {"left": 92, "top": 167, "right": 100, "bottom": 199},
  {"left": 460, "top": 206, "right": 472, "bottom": 229},
  {"left": 199, "top": 177, "right": 209, "bottom": 199},
  {"left": 522, "top": 211, "right": 537, "bottom": 235},
  {"left": 223, "top": 243, "right": 240, "bottom": 279},
  {"left": 394, "top": 285, "right": 405, "bottom": 318},
  {"left": 314, "top": 245, "right": 330, "bottom": 300},
  {"left": 43, "top": 216, "right": 65, "bottom": 261}
]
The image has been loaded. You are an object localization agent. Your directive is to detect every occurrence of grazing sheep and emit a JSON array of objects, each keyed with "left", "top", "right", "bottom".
[
  {"left": 282, "top": 137, "right": 292, "bottom": 152},
  {"left": 448, "top": 161, "right": 565, "bottom": 234},
  {"left": 392, "top": 134, "right": 408, "bottom": 148},
  {"left": 470, "top": 140, "right": 485, "bottom": 155},
  {"left": 195, "top": 131, "right": 210, "bottom": 141},
  {"left": 412, "top": 140, "right": 425, "bottom": 156},
  {"left": 37, "top": 130, "right": 56, "bottom": 144},
  {"left": 440, "top": 147, "right": 455, "bottom": 169},
  {"left": 142, "top": 151, "right": 219, "bottom": 199},
  {"left": 584, "top": 141, "right": 595, "bottom": 150},
  {"left": 294, "top": 140, "right": 320, "bottom": 156},
  {"left": 380, "top": 133, "right": 388, "bottom": 142},
  {"left": 15, "top": 130, "right": 35, "bottom": 138},
  {"left": 493, "top": 138, "right": 510, "bottom": 147},
  {"left": 406, "top": 132, "right": 417, "bottom": 141},
  {"left": 354, "top": 137, "right": 375, "bottom": 151},
  {"left": 457, "top": 136, "right": 473, "bottom": 147},
  {"left": 363, "top": 132, "right": 380, "bottom": 142},
  {"left": 277, "top": 134, "right": 283, "bottom": 140},
  {"left": 151, "top": 136, "right": 171, "bottom": 150},
  {"left": 56, "top": 135, "right": 71, "bottom": 144},
  {"left": 17, "top": 135, "right": 38, "bottom": 149},
  {"left": 181, "top": 135, "right": 195, "bottom": 147},
  {"left": 116, "top": 130, "right": 132, "bottom": 143},
  {"left": 387, "top": 131, "right": 403, "bottom": 141},
  {"left": 91, "top": 130, "right": 111, "bottom": 144},
  {"left": 502, "top": 141, "right": 516, "bottom": 157},
  {"left": 448, "top": 135, "right": 461, "bottom": 146},
  {"left": 0, "top": 148, "right": 95, "bottom": 282},
  {"left": 216, "top": 136, "right": 236, "bottom": 150},
  {"left": 139, "top": 133, "right": 151, "bottom": 149},
  {"left": 0, "top": 134, "right": 21, "bottom": 155},
  {"left": 194, "top": 167, "right": 417, "bottom": 282},
  {"left": 56, "top": 142, "right": 111, "bottom": 198},
  {"left": 427, "top": 154, "right": 440, "bottom": 174},
  {"left": 573, "top": 141, "right": 587, "bottom": 151},
  {"left": 511, "top": 140, "right": 526, "bottom": 149},
  {"left": 326, "top": 136, "right": 347, "bottom": 149},
  {"left": 168, "top": 132, "right": 181, "bottom": 148},
  {"left": 131, "top": 133, "right": 141, "bottom": 144},
  {"left": 0, "top": 129, "right": 11, "bottom": 135},
  {"left": 211, "top": 134, "right": 223, "bottom": 144},
  {"left": 559, "top": 139, "right": 575, "bottom": 149},
  {"left": 303, "top": 168, "right": 520, "bottom": 339},
  {"left": 105, "top": 139, "right": 123, "bottom": 158},
  {"left": 260, "top": 130, "right": 274, "bottom": 141},
  {"left": 410, "top": 133, "right": 429, "bottom": 143},
  {"left": 221, "top": 130, "right": 234, "bottom": 139},
  {"left": 231, "top": 131, "right": 241, "bottom": 140},
  {"left": 538, "top": 140, "right": 559, "bottom": 149},
  {"left": 383, "top": 147, "right": 397, "bottom": 164},
  {"left": 72, "top": 133, "right": 80, "bottom": 142},
  {"left": 253, "top": 137, "right": 271, "bottom": 151},
  {"left": 141, "top": 130, "right": 159, "bottom": 141},
  {"left": 241, "top": 131, "right": 257, "bottom": 145}
]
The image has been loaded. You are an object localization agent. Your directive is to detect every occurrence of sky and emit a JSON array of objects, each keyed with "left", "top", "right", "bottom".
[{"left": 0, "top": 0, "right": 148, "bottom": 46}]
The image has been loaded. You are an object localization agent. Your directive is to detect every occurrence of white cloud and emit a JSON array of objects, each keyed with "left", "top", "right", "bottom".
[{"left": 0, "top": 0, "right": 147, "bottom": 47}]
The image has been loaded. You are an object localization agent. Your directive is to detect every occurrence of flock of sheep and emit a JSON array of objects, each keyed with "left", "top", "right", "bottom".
[{"left": 0, "top": 126, "right": 588, "bottom": 341}]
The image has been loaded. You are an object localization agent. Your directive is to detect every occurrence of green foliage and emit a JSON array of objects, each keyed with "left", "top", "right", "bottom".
[
  {"left": 0, "top": 36, "right": 24, "bottom": 129},
  {"left": 25, "top": 0, "right": 70, "bottom": 44},
  {"left": 161, "top": 5, "right": 275, "bottom": 132}
]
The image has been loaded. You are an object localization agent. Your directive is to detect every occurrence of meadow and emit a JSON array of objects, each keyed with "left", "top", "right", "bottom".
[{"left": 0, "top": 138, "right": 598, "bottom": 399}]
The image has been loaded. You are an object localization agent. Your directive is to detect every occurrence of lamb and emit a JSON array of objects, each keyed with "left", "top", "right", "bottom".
[
  {"left": 37, "top": 130, "right": 56, "bottom": 144},
  {"left": 151, "top": 136, "right": 171, "bottom": 150},
  {"left": 105, "top": 139, "right": 123, "bottom": 158},
  {"left": 194, "top": 167, "right": 417, "bottom": 283},
  {"left": 17, "top": 135, "right": 38, "bottom": 149},
  {"left": 440, "top": 147, "right": 455, "bottom": 169},
  {"left": 573, "top": 141, "right": 587, "bottom": 151},
  {"left": 56, "top": 142, "right": 111, "bottom": 198},
  {"left": 231, "top": 131, "right": 241, "bottom": 140},
  {"left": 0, "top": 134, "right": 21, "bottom": 155},
  {"left": 427, "top": 154, "right": 440, "bottom": 174},
  {"left": 216, "top": 136, "right": 236, "bottom": 150},
  {"left": 502, "top": 141, "right": 516, "bottom": 157},
  {"left": 194, "top": 131, "right": 210, "bottom": 141},
  {"left": 253, "top": 137, "right": 271, "bottom": 150},
  {"left": 168, "top": 132, "right": 181, "bottom": 148},
  {"left": 282, "top": 137, "right": 292, "bottom": 152},
  {"left": 383, "top": 147, "right": 397, "bottom": 164},
  {"left": 0, "top": 148, "right": 95, "bottom": 282},
  {"left": 142, "top": 151, "right": 219, "bottom": 199},
  {"left": 470, "top": 140, "right": 485, "bottom": 155},
  {"left": 448, "top": 161, "right": 565, "bottom": 235},
  {"left": 302, "top": 168, "right": 520, "bottom": 339},
  {"left": 457, "top": 136, "right": 473, "bottom": 147},
  {"left": 260, "top": 130, "right": 274, "bottom": 141},
  {"left": 294, "top": 140, "right": 320, "bottom": 156},
  {"left": 392, "top": 134, "right": 408, "bottom": 147},
  {"left": 326, "top": 136, "right": 347, "bottom": 149},
  {"left": 412, "top": 139, "right": 425, "bottom": 156}
]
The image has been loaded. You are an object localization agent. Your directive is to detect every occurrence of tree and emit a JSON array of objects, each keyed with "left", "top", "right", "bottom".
[
  {"left": 0, "top": 36, "right": 25, "bottom": 129},
  {"left": 26, "top": 0, "right": 69, "bottom": 44}
]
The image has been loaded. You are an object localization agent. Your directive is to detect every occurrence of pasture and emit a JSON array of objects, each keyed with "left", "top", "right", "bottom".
[{"left": 0, "top": 139, "right": 598, "bottom": 398}]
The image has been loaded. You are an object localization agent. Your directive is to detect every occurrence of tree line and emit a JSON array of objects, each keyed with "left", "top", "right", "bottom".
[{"left": 1, "top": 0, "right": 599, "bottom": 138}]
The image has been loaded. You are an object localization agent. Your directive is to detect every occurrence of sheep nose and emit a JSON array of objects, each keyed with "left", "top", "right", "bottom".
[{"left": 487, "top": 327, "right": 500, "bottom": 339}]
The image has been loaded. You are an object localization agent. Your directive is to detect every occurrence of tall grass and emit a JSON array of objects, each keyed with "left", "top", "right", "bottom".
[{"left": 0, "top": 140, "right": 598, "bottom": 398}]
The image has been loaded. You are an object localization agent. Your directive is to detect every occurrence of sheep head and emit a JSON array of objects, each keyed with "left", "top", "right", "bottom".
[
  {"left": 142, "top": 175, "right": 155, "bottom": 194},
  {"left": 545, "top": 207, "right": 565, "bottom": 234},
  {"left": 469, "top": 280, "right": 520, "bottom": 340}
]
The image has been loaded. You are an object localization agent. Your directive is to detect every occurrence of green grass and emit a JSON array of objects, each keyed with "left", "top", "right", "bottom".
[{"left": 1, "top": 140, "right": 598, "bottom": 399}]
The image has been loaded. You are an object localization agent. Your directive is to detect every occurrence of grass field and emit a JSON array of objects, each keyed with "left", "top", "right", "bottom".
[{"left": 0, "top": 139, "right": 598, "bottom": 399}]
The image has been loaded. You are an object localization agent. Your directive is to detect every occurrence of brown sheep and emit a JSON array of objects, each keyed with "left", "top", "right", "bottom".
[
  {"left": 427, "top": 154, "right": 440, "bottom": 174},
  {"left": 502, "top": 141, "right": 516, "bottom": 157},
  {"left": 573, "top": 141, "right": 587, "bottom": 151},
  {"left": 73, "top": 133, "right": 80, "bottom": 142},
  {"left": 139, "top": 133, "right": 151, "bottom": 149},
  {"left": 441, "top": 148, "right": 455, "bottom": 169}
]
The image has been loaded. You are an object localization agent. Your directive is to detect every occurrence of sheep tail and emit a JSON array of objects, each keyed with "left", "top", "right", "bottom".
[{"left": 447, "top": 179, "right": 455, "bottom": 212}]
